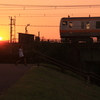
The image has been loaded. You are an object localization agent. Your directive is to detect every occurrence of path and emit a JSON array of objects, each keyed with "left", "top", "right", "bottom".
[{"left": 0, "top": 64, "right": 34, "bottom": 95}]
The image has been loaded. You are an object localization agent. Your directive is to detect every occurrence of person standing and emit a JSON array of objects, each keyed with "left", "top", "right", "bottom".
[{"left": 15, "top": 45, "right": 27, "bottom": 65}]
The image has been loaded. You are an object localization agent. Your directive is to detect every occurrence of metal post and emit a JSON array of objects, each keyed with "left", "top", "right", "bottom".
[
  {"left": 9, "top": 16, "right": 16, "bottom": 43},
  {"left": 37, "top": 53, "right": 40, "bottom": 67},
  {"left": 10, "top": 17, "right": 13, "bottom": 43}
]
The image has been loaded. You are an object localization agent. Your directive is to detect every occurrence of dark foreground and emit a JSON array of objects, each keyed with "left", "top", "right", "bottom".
[{"left": 0, "top": 64, "right": 33, "bottom": 95}]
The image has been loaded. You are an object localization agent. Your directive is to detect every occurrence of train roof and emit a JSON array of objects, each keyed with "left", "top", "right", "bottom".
[{"left": 61, "top": 17, "right": 100, "bottom": 20}]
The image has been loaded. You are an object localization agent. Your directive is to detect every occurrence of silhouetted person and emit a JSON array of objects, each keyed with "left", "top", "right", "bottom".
[{"left": 15, "top": 45, "right": 27, "bottom": 65}]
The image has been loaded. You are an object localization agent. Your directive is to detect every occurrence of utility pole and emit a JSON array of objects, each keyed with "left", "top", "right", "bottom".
[{"left": 9, "top": 16, "right": 16, "bottom": 43}]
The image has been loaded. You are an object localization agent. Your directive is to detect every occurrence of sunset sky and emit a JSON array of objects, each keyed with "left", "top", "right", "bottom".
[{"left": 0, "top": 0, "right": 100, "bottom": 41}]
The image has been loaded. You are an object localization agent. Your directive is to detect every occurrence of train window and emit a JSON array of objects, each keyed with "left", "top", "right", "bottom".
[
  {"left": 81, "top": 22, "right": 84, "bottom": 29},
  {"left": 96, "top": 21, "right": 100, "bottom": 28},
  {"left": 86, "top": 22, "right": 90, "bottom": 29},
  {"left": 69, "top": 22, "right": 73, "bottom": 28},
  {"left": 62, "top": 21, "right": 67, "bottom": 25}
]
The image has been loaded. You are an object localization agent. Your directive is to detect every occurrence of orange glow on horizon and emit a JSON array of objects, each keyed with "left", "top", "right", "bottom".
[
  {"left": 1, "top": 1, "right": 100, "bottom": 40},
  {"left": 0, "top": 37, "right": 2, "bottom": 40},
  {"left": 0, "top": 28, "right": 10, "bottom": 41},
  {"left": 0, "top": 36, "right": 9, "bottom": 41}
]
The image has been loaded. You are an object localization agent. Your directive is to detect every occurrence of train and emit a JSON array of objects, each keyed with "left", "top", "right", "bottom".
[{"left": 60, "top": 16, "right": 100, "bottom": 43}]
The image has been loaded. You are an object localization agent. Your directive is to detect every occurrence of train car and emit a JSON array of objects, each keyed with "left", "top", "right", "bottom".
[{"left": 60, "top": 16, "right": 100, "bottom": 43}]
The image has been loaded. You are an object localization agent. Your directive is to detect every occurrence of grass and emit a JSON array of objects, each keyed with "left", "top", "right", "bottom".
[{"left": 0, "top": 64, "right": 100, "bottom": 100}]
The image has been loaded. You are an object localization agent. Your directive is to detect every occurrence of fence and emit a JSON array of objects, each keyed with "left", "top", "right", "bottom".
[{"left": 35, "top": 50, "right": 100, "bottom": 86}]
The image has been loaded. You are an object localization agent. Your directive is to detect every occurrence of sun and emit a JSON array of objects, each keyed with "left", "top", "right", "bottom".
[{"left": 0, "top": 37, "right": 2, "bottom": 40}]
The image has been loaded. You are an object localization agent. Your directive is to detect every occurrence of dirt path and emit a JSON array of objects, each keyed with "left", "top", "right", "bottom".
[{"left": 0, "top": 64, "right": 33, "bottom": 95}]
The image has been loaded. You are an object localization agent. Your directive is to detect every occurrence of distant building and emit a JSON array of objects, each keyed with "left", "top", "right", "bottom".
[
  {"left": 35, "top": 36, "right": 40, "bottom": 42},
  {"left": 18, "top": 33, "right": 34, "bottom": 44}
]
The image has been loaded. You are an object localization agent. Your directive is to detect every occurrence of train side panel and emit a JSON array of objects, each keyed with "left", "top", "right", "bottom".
[{"left": 60, "top": 17, "right": 100, "bottom": 42}]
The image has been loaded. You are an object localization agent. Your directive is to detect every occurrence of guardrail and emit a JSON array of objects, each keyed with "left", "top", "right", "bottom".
[{"left": 35, "top": 50, "right": 100, "bottom": 86}]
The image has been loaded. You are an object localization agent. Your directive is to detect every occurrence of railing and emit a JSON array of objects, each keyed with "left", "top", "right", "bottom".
[{"left": 35, "top": 50, "right": 100, "bottom": 85}]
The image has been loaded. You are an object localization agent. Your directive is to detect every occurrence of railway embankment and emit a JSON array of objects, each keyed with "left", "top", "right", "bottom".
[
  {"left": 0, "top": 65, "right": 100, "bottom": 100},
  {"left": 0, "top": 42, "right": 100, "bottom": 86}
]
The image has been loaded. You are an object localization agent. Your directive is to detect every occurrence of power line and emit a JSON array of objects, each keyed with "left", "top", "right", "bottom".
[
  {"left": 0, "top": 4, "right": 100, "bottom": 12},
  {"left": 0, "top": 24, "right": 59, "bottom": 27},
  {"left": 0, "top": 4, "right": 100, "bottom": 9},
  {"left": 0, "top": 13, "right": 100, "bottom": 15},
  {"left": 0, "top": 8, "right": 55, "bottom": 11},
  {"left": 0, "top": 13, "right": 100, "bottom": 18},
  {"left": 0, "top": 4, "right": 100, "bottom": 7}
]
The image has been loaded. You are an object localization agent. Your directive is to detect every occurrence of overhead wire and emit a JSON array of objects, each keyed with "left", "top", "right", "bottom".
[
  {"left": 0, "top": 4, "right": 100, "bottom": 13},
  {"left": 0, "top": 4, "right": 100, "bottom": 28},
  {"left": 0, "top": 24, "right": 59, "bottom": 27},
  {"left": 0, "top": 4, "right": 100, "bottom": 7},
  {"left": 0, "top": 14, "right": 100, "bottom": 18},
  {"left": 0, "top": 4, "right": 100, "bottom": 10}
]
